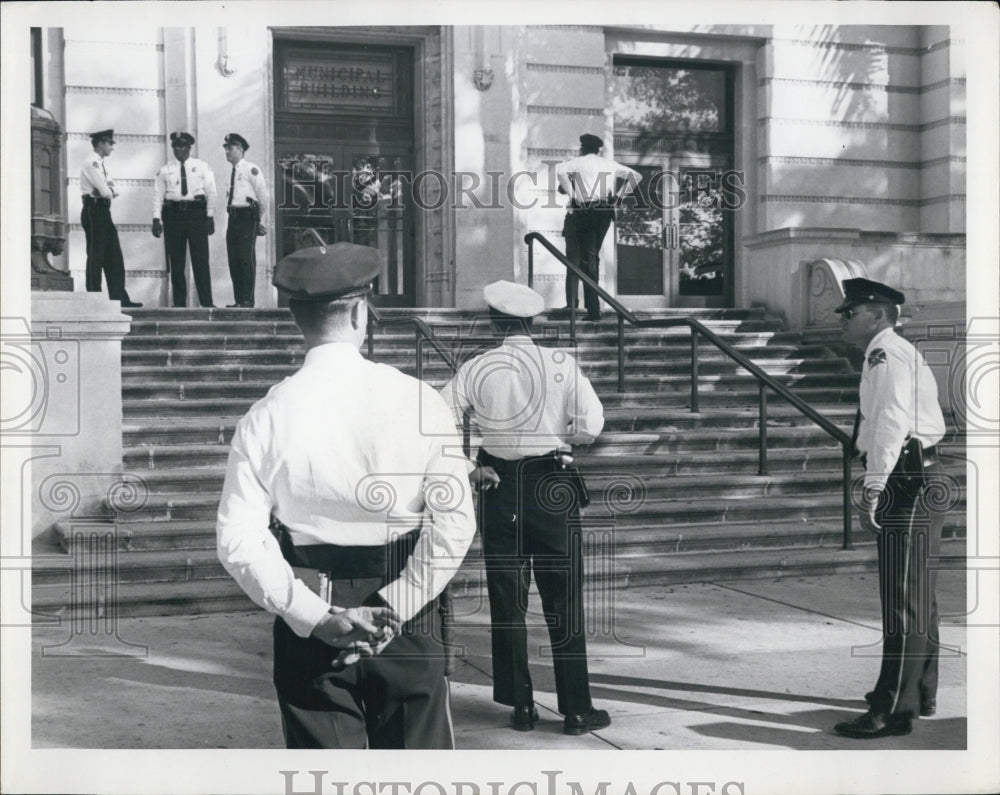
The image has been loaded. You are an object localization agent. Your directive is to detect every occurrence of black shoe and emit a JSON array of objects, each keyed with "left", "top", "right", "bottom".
[
  {"left": 121, "top": 300, "right": 143, "bottom": 308},
  {"left": 201, "top": 304, "right": 215, "bottom": 309},
  {"left": 511, "top": 706, "right": 539, "bottom": 732},
  {"left": 226, "top": 303, "right": 243, "bottom": 308},
  {"left": 585, "top": 312, "right": 601, "bottom": 322},
  {"left": 834, "top": 710, "right": 912, "bottom": 739},
  {"left": 563, "top": 708, "right": 611, "bottom": 735},
  {"left": 865, "top": 690, "right": 936, "bottom": 717}
]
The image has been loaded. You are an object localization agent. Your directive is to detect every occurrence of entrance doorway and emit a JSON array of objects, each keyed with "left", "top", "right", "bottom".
[
  {"left": 610, "top": 58, "right": 737, "bottom": 308},
  {"left": 273, "top": 40, "right": 416, "bottom": 306}
]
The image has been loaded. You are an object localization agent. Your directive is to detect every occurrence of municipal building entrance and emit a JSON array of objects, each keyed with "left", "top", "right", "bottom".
[{"left": 273, "top": 39, "right": 417, "bottom": 306}]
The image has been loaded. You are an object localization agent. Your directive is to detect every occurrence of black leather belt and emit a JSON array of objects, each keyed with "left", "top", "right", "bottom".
[
  {"left": 271, "top": 520, "right": 419, "bottom": 581},
  {"left": 163, "top": 198, "right": 207, "bottom": 211},
  {"left": 82, "top": 196, "right": 111, "bottom": 207},
  {"left": 227, "top": 205, "right": 255, "bottom": 214},
  {"left": 477, "top": 449, "right": 567, "bottom": 476}
]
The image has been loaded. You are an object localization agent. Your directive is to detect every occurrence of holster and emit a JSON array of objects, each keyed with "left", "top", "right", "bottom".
[{"left": 890, "top": 437, "right": 927, "bottom": 499}]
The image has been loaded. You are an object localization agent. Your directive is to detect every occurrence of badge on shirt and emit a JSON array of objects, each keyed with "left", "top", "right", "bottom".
[
  {"left": 867, "top": 348, "right": 887, "bottom": 368},
  {"left": 251, "top": 167, "right": 259, "bottom": 176}
]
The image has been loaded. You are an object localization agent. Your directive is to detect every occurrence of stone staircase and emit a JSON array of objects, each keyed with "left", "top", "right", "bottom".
[{"left": 32, "top": 307, "right": 967, "bottom": 618}]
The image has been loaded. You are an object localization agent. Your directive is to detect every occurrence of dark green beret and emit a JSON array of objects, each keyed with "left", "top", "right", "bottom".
[{"left": 273, "top": 241, "right": 381, "bottom": 302}]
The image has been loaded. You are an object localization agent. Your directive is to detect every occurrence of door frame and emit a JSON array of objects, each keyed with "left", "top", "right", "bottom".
[{"left": 269, "top": 27, "right": 453, "bottom": 307}]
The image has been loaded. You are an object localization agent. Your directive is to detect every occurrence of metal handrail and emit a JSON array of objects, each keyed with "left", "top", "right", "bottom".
[{"left": 525, "top": 231, "right": 857, "bottom": 549}]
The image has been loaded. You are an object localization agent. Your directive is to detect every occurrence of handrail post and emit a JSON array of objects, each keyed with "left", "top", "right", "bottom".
[
  {"left": 415, "top": 327, "right": 423, "bottom": 381},
  {"left": 758, "top": 383, "right": 768, "bottom": 476},
  {"left": 842, "top": 443, "right": 854, "bottom": 549},
  {"left": 617, "top": 315, "right": 625, "bottom": 393},
  {"left": 527, "top": 238, "right": 534, "bottom": 289},
  {"left": 690, "top": 331, "right": 700, "bottom": 413},
  {"left": 367, "top": 306, "right": 374, "bottom": 360}
]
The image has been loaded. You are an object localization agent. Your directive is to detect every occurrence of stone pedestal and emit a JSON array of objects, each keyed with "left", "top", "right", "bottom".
[{"left": 22, "top": 293, "right": 132, "bottom": 538}]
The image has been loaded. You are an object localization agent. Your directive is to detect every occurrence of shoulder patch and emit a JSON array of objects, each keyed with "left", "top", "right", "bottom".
[
  {"left": 251, "top": 167, "right": 259, "bottom": 176},
  {"left": 867, "top": 348, "right": 887, "bottom": 368},
  {"left": 91, "top": 159, "right": 100, "bottom": 167}
]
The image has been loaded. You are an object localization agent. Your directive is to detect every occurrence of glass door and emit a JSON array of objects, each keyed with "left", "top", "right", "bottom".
[{"left": 611, "top": 57, "right": 736, "bottom": 308}]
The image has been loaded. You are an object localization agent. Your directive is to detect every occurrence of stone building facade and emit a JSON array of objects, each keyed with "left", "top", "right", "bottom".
[{"left": 34, "top": 24, "right": 965, "bottom": 324}]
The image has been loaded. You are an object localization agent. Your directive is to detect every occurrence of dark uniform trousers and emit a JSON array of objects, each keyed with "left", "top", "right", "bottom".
[
  {"left": 226, "top": 207, "right": 258, "bottom": 306},
  {"left": 272, "top": 528, "right": 453, "bottom": 749},
  {"left": 162, "top": 200, "right": 213, "bottom": 307},
  {"left": 477, "top": 449, "right": 593, "bottom": 716},
  {"left": 570, "top": 201, "right": 614, "bottom": 317},
  {"left": 869, "top": 453, "right": 944, "bottom": 720},
  {"left": 82, "top": 197, "right": 130, "bottom": 302},
  {"left": 562, "top": 211, "right": 582, "bottom": 308}
]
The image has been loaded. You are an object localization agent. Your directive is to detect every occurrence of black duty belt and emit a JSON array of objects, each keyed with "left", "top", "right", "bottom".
[
  {"left": 227, "top": 205, "right": 256, "bottom": 215},
  {"left": 163, "top": 197, "right": 207, "bottom": 211},
  {"left": 271, "top": 519, "right": 420, "bottom": 582},
  {"left": 477, "top": 448, "right": 568, "bottom": 476},
  {"left": 82, "top": 196, "right": 111, "bottom": 207}
]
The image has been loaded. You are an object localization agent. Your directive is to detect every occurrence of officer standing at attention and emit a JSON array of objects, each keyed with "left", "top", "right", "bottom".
[
  {"left": 555, "top": 133, "right": 640, "bottom": 321},
  {"left": 79, "top": 129, "right": 142, "bottom": 307},
  {"left": 439, "top": 281, "right": 610, "bottom": 736},
  {"left": 223, "top": 133, "right": 269, "bottom": 308},
  {"left": 832, "top": 278, "right": 947, "bottom": 740},
  {"left": 152, "top": 132, "right": 217, "bottom": 307},
  {"left": 216, "top": 241, "right": 476, "bottom": 749}
]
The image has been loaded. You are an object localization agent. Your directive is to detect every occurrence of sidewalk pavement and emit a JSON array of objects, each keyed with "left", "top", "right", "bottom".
[{"left": 30, "top": 571, "right": 966, "bottom": 751}]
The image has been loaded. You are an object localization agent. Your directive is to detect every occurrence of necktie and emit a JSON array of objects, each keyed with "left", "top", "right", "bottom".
[
  {"left": 181, "top": 161, "right": 188, "bottom": 196},
  {"left": 228, "top": 167, "right": 235, "bottom": 207}
]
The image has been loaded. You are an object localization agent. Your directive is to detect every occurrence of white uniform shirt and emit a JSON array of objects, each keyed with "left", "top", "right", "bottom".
[
  {"left": 153, "top": 157, "right": 217, "bottom": 219},
  {"left": 439, "top": 335, "right": 605, "bottom": 460},
  {"left": 80, "top": 153, "right": 116, "bottom": 199},
  {"left": 857, "top": 326, "right": 945, "bottom": 491},
  {"left": 226, "top": 158, "right": 270, "bottom": 217},
  {"left": 216, "top": 342, "right": 476, "bottom": 637},
  {"left": 555, "top": 153, "right": 641, "bottom": 205}
]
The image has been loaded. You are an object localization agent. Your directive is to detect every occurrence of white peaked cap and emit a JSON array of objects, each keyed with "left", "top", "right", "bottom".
[{"left": 483, "top": 280, "right": 545, "bottom": 317}]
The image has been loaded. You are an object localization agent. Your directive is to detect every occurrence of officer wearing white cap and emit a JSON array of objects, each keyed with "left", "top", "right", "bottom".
[
  {"left": 555, "top": 134, "right": 641, "bottom": 320},
  {"left": 217, "top": 241, "right": 476, "bottom": 748},
  {"left": 79, "top": 129, "right": 142, "bottom": 307},
  {"left": 152, "top": 132, "right": 217, "bottom": 307},
  {"left": 439, "top": 280, "right": 611, "bottom": 735},
  {"left": 831, "top": 277, "right": 947, "bottom": 740},
  {"left": 223, "top": 133, "right": 269, "bottom": 307}
]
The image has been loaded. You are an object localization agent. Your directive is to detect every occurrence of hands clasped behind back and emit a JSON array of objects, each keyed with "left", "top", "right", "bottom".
[{"left": 311, "top": 605, "right": 402, "bottom": 668}]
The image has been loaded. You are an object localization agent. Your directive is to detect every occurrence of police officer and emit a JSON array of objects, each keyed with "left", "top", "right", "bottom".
[
  {"left": 79, "top": 129, "right": 142, "bottom": 307},
  {"left": 439, "top": 281, "right": 611, "bottom": 735},
  {"left": 222, "top": 133, "right": 269, "bottom": 308},
  {"left": 832, "top": 278, "right": 947, "bottom": 740},
  {"left": 217, "top": 241, "right": 476, "bottom": 749},
  {"left": 556, "top": 134, "right": 640, "bottom": 321},
  {"left": 152, "top": 132, "right": 217, "bottom": 307}
]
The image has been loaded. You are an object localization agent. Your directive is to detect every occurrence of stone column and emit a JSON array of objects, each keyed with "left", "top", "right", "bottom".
[{"left": 27, "top": 292, "right": 132, "bottom": 539}]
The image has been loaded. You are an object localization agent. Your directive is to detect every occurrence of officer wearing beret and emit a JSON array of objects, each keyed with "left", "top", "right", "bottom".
[
  {"left": 223, "top": 133, "right": 270, "bottom": 307},
  {"left": 79, "top": 129, "right": 142, "bottom": 307},
  {"left": 555, "top": 134, "right": 641, "bottom": 321},
  {"left": 832, "top": 278, "right": 947, "bottom": 740},
  {"left": 217, "top": 241, "right": 476, "bottom": 748},
  {"left": 152, "top": 132, "right": 217, "bottom": 307},
  {"left": 439, "top": 281, "right": 611, "bottom": 735}
]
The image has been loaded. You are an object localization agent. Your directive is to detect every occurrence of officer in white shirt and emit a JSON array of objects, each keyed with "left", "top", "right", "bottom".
[
  {"left": 216, "top": 241, "right": 476, "bottom": 748},
  {"left": 439, "top": 281, "right": 611, "bottom": 736},
  {"left": 556, "top": 134, "right": 641, "bottom": 321},
  {"left": 152, "top": 132, "right": 217, "bottom": 307},
  {"left": 79, "top": 129, "right": 141, "bottom": 307},
  {"left": 832, "top": 278, "right": 947, "bottom": 740},
  {"left": 222, "top": 133, "right": 270, "bottom": 307}
]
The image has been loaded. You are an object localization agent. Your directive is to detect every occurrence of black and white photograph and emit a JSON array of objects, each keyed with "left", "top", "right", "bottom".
[{"left": 2, "top": 1, "right": 998, "bottom": 794}]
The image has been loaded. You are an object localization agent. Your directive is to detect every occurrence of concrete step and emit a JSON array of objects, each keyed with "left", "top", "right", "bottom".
[
  {"left": 121, "top": 386, "right": 860, "bottom": 420},
  {"left": 31, "top": 535, "right": 966, "bottom": 619}
]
